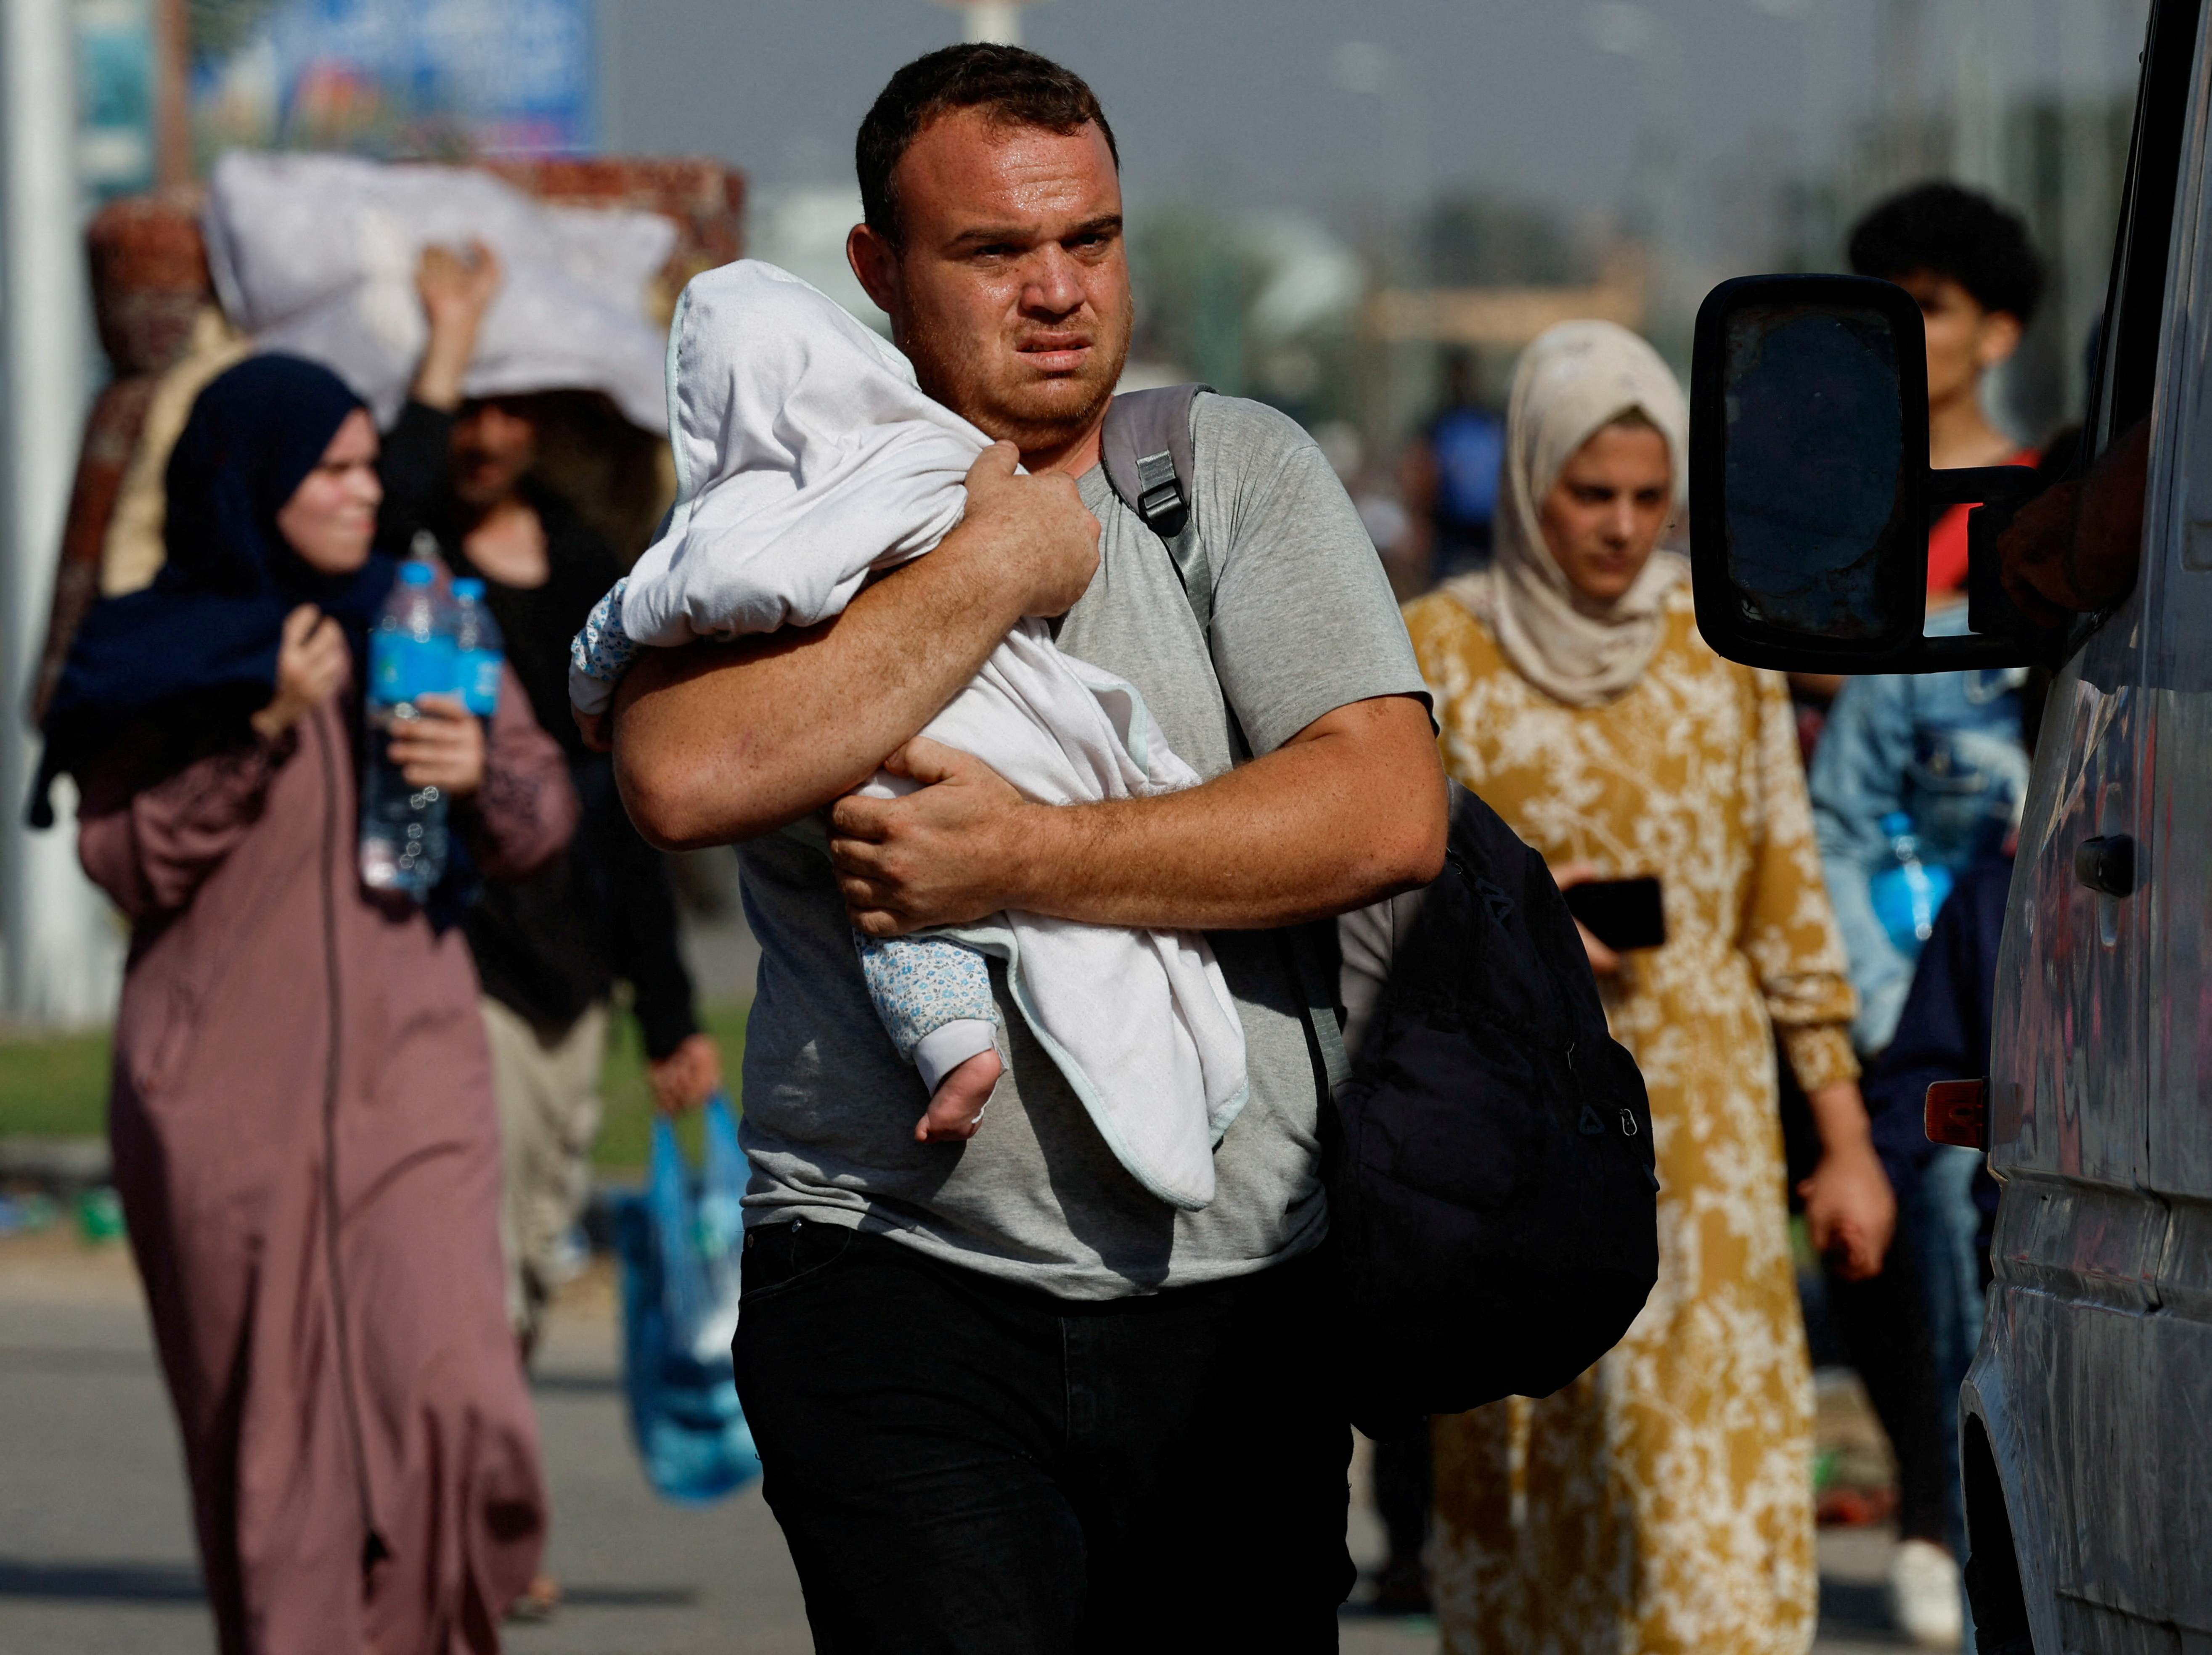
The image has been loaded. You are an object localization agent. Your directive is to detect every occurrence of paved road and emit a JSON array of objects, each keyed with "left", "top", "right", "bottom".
[{"left": 0, "top": 1234, "right": 1906, "bottom": 1653}]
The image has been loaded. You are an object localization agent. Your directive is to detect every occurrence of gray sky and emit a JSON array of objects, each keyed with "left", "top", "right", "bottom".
[{"left": 596, "top": 0, "right": 2146, "bottom": 222}]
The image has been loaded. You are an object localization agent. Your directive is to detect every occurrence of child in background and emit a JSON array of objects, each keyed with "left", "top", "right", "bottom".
[{"left": 1849, "top": 180, "right": 2044, "bottom": 596}]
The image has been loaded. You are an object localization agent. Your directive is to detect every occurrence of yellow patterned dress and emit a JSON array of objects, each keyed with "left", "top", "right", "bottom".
[{"left": 1404, "top": 583, "right": 1859, "bottom": 1655}]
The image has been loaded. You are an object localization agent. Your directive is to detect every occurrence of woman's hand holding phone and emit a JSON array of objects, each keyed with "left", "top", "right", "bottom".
[{"left": 1550, "top": 863, "right": 1622, "bottom": 978}]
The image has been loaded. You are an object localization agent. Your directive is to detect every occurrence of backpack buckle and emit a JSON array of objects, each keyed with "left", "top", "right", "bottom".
[{"left": 1135, "top": 450, "right": 1187, "bottom": 532}]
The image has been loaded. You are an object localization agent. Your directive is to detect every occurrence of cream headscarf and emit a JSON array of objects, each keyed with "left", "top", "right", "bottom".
[{"left": 1446, "top": 319, "right": 1689, "bottom": 707}]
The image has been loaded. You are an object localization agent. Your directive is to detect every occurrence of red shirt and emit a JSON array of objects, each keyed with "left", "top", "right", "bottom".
[{"left": 1927, "top": 448, "right": 2039, "bottom": 593}]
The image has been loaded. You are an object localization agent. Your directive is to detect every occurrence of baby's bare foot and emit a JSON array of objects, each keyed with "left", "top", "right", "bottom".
[{"left": 916, "top": 1049, "right": 1002, "bottom": 1143}]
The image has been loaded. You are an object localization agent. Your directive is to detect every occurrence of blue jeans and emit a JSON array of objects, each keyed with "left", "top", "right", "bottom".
[
  {"left": 732, "top": 1221, "right": 1354, "bottom": 1653},
  {"left": 1914, "top": 1145, "right": 1988, "bottom": 1552}
]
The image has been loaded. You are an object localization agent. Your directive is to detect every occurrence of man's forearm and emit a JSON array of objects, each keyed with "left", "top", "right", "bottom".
[
  {"left": 612, "top": 535, "right": 1030, "bottom": 849},
  {"left": 848, "top": 696, "right": 1448, "bottom": 932},
  {"left": 1013, "top": 757, "right": 1437, "bottom": 928}
]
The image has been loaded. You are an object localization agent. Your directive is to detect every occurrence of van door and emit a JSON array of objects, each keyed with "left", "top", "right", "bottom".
[
  {"left": 1985, "top": 395, "right": 2163, "bottom": 1655},
  {"left": 1970, "top": 0, "right": 2208, "bottom": 1645},
  {"left": 2134, "top": 0, "right": 2212, "bottom": 1630}
]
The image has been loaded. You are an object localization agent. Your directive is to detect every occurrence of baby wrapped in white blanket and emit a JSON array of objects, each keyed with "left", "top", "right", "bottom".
[{"left": 569, "top": 260, "right": 1248, "bottom": 1211}]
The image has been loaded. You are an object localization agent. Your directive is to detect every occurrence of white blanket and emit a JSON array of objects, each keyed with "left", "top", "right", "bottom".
[
  {"left": 203, "top": 151, "right": 673, "bottom": 431},
  {"left": 607, "top": 260, "right": 1248, "bottom": 1211}
]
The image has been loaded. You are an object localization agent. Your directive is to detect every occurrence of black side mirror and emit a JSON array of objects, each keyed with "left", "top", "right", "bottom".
[{"left": 1689, "top": 274, "right": 2053, "bottom": 673}]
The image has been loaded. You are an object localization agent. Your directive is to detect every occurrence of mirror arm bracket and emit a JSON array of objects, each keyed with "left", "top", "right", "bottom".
[
  {"left": 1887, "top": 630, "right": 2057, "bottom": 673},
  {"left": 1928, "top": 465, "right": 2042, "bottom": 508},
  {"left": 1947, "top": 464, "right": 2062, "bottom": 660}
]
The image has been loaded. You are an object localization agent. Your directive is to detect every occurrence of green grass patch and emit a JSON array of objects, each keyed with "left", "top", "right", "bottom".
[
  {"left": 591, "top": 998, "right": 750, "bottom": 1173},
  {"left": 0, "top": 1027, "right": 111, "bottom": 1138},
  {"left": 0, "top": 1002, "right": 746, "bottom": 1173}
]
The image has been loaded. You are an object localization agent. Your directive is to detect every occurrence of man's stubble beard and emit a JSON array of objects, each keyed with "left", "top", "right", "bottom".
[{"left": 899, "top": 304, "right": 1131, "bottom": 458}]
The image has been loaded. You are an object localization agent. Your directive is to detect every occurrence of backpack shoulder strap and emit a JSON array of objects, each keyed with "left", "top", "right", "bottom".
[
  {"left": 1102, "top": 383, "right": 1352, "bottom": 1094},
  {"left": 1101, "top": 384, "right": 1214, "bottom": 632}
]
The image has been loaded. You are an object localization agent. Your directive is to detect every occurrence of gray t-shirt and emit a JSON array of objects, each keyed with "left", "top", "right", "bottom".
[{"left": 734, "top": 393, "right": 1425, "bottom": 1299}]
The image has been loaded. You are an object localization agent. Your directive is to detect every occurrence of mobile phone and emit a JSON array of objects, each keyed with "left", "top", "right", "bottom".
[{"left": 1563, "top": 876, "right": 1666, "bottom": 953}]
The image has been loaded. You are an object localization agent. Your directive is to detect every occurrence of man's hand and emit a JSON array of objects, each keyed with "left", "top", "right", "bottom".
[
  {"left": 647, "top": 1032, "right": 723, "bottom": 1115},
  {"left": 385, "top": 694, "right": 487, "bottom": 798},
  {"left": 612, "top": 442, "right": 1102, "bottom": 850},
  {"left": 958, "top": 441, "right": 1099, "bottom": 619},
  {"left": 1796, "top": 1080, "right": 1898, "bottom": 1282},
  {"left": 831, "top": 738, "right": 1035, "bottom": 935},
  {"left": 252, "top": 604, "right": 349, "bottom": 739},
  {"left": 824, "top": 694, "right": 1443, "bottom": 935},
  {"left": 411, "top": 240, "right": 503, "bottom": 411}
]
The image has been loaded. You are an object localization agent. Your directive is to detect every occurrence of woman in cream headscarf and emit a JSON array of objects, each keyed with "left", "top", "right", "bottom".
[{"left": 1406, "top": 321, "right": 1894, "bottom": 1655}]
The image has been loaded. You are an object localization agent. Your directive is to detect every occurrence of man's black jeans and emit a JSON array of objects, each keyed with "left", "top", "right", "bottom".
[{"left": 732, "top": 1220, "right": 1355, "bottom": 1653}]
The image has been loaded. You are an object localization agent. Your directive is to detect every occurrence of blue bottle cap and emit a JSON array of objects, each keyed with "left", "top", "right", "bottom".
[
  {"left": 1878, "top": 810, "right": 1913, "bottom": 837},
  {"left": 398, "top": 562, "right": 434, "bottom": 585},
  {"left": 452, "top": 578, "right": 485, "bottom": 599}
]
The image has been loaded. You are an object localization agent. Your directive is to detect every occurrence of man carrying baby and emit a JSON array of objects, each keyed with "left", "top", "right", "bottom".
[{"left": 610, "top": 45, "right": 1447, "bottom": 1651}]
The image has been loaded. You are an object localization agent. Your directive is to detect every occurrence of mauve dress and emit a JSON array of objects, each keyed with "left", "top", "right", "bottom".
[{"left": 76, "top": 660, "right": 575, "bottom": 1654}]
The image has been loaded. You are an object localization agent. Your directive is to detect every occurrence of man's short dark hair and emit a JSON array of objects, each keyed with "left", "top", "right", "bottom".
[
  {"left": 856, "top": 44, "right": 1118, "bottom": 247},
  {"left": 1847, "top": 181, "right": 2045, "bottom": 326}
]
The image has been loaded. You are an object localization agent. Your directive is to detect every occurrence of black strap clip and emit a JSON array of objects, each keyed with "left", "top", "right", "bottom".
[{"left": 1134, "top": 450, "right": 1188, "bottom": 536}]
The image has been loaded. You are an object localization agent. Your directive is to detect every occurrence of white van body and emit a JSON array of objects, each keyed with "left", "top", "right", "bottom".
[{"left": 1963, "top": 0, "right": 2212, "bottom": 1646}]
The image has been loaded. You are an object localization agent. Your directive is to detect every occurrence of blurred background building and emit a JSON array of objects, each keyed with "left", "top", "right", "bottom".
[
  {"left": 0, "top": 0, "right": 2157, "bottom": 1023},
  {"left": 726, "top": 0, "right": 2145, "bottom": 466}
]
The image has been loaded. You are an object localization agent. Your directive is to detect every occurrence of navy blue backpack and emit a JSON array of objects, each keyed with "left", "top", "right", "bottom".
[
  {"left": 1102, "top": 388, "right": 1659, "bottom": 1432},
  {"left": 1328, "top": 784, "right": 1659, "bottom": 1426}
]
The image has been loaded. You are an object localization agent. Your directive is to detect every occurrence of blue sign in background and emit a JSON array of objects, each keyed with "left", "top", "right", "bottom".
[
  {"left": 77, "top": 0, "right": 158, "bottom": 199},
  {"left": 194, "top": 0, "right": 595, "bottom": 157}
]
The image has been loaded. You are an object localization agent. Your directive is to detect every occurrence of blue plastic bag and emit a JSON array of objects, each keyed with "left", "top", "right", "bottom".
[{"left": 612, "top": 1093, "right": 760, "bottom": 1503}]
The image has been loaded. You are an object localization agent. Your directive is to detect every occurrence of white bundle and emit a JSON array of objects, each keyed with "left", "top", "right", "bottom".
[
  {"left": 605, "top": 260, "right": 1250, "bottom": 1210},
  {"left": 203, "top": 150, "right": 673, "bottom": 430}
]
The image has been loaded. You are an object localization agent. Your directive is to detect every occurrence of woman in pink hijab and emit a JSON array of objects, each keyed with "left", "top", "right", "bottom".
[{"left": 48, "top": 350, "right": 574, "bottom": 1652}]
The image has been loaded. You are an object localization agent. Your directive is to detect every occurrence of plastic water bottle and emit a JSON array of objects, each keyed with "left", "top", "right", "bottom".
[
  {"left": 1868, "top": 810, "right": 1954, "bottom": 959},
  {"left": 450, "top": 579, "right": 503, "bottom": 717},
  {"left": 360, "top": 562, "right": 457, "bottom": 899}
]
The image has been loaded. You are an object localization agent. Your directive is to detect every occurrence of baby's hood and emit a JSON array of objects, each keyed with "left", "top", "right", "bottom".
[{"left": 623, "top": 260, "right": 991, "bottom": 642}]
